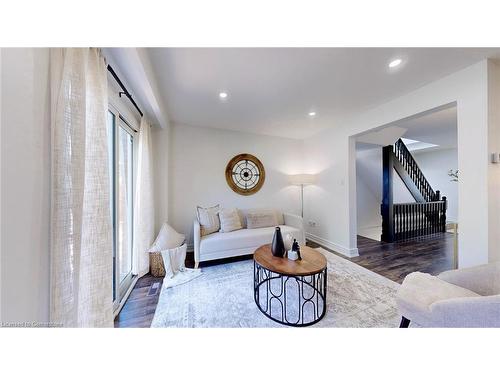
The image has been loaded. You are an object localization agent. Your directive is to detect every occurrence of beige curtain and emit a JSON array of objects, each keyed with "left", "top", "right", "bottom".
[
  {"left": 133, "top": 117, "right": 155, "bottom": 277},
  {"left": 50, "top": 48, "right": 113, "bottom": 327}
]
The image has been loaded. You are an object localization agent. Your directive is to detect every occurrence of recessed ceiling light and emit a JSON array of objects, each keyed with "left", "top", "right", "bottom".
[
  {"left": 388, "top": 59, "right": 402, "bottom": 68},
  {"left": 219, "top": 92, "right": 228, "bottom": 99},
  {"left": 308, "top": 111, "right": 316, "bottom": 117}
]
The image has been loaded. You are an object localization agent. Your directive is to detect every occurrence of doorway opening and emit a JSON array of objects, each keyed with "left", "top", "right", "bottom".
[{"left": 352, "top": 104, "right": 458, "bottom": 282}]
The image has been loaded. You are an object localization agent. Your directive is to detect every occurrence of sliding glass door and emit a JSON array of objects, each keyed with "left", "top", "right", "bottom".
[
  {"left": 117, "top": 122, "right": 134, "bottom": 291},
  {"left": 108, "top": 108, "right": 135, "bottom": 308}
]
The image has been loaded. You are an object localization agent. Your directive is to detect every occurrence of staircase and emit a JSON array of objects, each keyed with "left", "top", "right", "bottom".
[{"left": 381, "top": 139, "right": 447, "bottom": 242}]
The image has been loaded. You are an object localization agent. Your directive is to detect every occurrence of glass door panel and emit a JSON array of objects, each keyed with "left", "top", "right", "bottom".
[
  {"left": 117, "top": 121, "right": 134, "bottom": 295},
  {"left": 108, "top": 107, "right": 135, "bottom": 309}
]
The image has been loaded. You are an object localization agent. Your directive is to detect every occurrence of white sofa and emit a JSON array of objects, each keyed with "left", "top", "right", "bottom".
[{"left": 193, "top": 210, "right": 305, "bottom": 267}]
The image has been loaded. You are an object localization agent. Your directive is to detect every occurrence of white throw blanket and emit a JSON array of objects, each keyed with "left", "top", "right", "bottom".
[{"left": 160, "top": 244, "right": 201, "bottom": 289}]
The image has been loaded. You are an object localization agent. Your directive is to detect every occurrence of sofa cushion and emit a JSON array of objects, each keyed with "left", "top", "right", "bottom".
[
  {"left": 238, "top": 209, "right": 284, "bottom": 228},
  {"left": 200, "top": 225, "right": 302, "bottom": 255},
  {"left": 246, "top": 210, "right": 278, "bottom": 229},
  {"left": 219, "top": 208, "right": 243, "bottom": 233}
]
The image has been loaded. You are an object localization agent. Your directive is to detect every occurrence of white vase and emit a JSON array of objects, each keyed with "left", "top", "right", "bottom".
[{"left": 284, "top": 234, "right": 293, "bottom": 250}]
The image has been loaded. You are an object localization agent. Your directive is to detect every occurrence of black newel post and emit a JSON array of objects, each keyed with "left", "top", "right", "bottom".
[
  {"left": 381, "top": 145, "right": 394, "bottom": 242},
  {"left": 435, "top": 190, "right": 441, "bottom": 201}
]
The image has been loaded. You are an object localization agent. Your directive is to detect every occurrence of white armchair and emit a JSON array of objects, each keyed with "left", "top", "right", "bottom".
[{"left": 396, "top": 262, "right": 500, "bottom": 327}]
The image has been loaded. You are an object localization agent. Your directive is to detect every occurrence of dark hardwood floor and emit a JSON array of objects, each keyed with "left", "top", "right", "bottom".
[
  {"left": 115, "top": 233, "right": 455, "bottom": 327},
  {"left": 114, "top": 274, "right": 164, "bottom": 328},
  {"left": 309, "top": 233, "right": 455, "bottom": 284}
]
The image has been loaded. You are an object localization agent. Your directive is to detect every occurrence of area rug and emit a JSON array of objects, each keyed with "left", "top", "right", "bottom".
[{"left": 151, "top": 248, "right": 401, "bottom": 328}]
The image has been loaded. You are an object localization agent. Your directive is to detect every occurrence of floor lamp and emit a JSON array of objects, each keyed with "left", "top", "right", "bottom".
[{"left": 289, "top": 174, "right": 317, "bottom": 217}]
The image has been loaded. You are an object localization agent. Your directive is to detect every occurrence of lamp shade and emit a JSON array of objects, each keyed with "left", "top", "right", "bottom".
[{"left": 289, "top": 174, "right": 317, "bottom": 185}]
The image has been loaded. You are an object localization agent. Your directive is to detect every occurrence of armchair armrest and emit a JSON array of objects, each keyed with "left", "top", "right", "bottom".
[
  {"left": 283, "top": 213, "right": 305, "bottom": 245},
  {"left": 193, "top": 219, "right": 201, "bottom": 267},
  {"left": 438, "top": 262, "right": 500, "bottom": 296},
  {"left": 430, "top": 295, "right": 500, "bottom": 327}
]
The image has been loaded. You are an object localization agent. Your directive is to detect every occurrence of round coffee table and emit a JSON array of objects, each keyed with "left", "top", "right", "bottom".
[{"left": 253, "top": 244, "right": 327, "bottom": 327}]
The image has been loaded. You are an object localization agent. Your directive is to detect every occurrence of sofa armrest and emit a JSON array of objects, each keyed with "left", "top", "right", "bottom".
[
  {"left": 438, "top": 262, "right": 500, "bottom": 296},
  {"left": 193, "top": 219, "right": 201, "bottom": 264},
  {"left": 283, "top": 213, "right": 305, "bottom": 245}
]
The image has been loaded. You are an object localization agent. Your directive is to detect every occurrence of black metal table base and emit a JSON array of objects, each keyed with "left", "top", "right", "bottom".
[{"left": 253, "top": 261, "right": 327, "bottom": 327}]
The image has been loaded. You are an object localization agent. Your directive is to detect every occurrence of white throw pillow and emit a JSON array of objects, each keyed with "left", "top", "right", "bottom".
[
  {"left": 149, "top": 223, "right": 185, "bottom": 253},
  {"left": 246, "top": 210, "right": 279, "bottom": 229},
  {"left": 196, "top": 204, "right": 221, "bottom": 236},
  {"left": 219, "top": 208, "right": 243, "bottom": 233}
]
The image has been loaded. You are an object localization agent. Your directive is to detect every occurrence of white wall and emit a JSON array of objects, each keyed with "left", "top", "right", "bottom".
[
  {"left": 355, "top": 148, "right": 382, "bottom": 240},
  {"left": 356, "top": 176, "right": 382, "bottom": 240},
  {"left": 168, "top": 123, "right": 304, "bottom": 246},
  {"left": 1, "top": 48, "right": 51, "bottom": 323},
  {"left": 0, "top": 48, "right": 2, "bottom": 321},
  {"left": 487, "top": 60, "right": 500, "bottom": 263},
  {"left": 304, "top": 60, "right": 495, "bottom": 267},
  {"left": 301, "top": 128, "right": 359, "bottom": 256}
]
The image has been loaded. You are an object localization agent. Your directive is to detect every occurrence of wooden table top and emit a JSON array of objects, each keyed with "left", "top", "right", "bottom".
[{"left": 254, "top": 244, "right": 327, "bottom": 276}]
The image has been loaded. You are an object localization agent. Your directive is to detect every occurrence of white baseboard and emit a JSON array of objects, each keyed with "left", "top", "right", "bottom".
[{"left": 306, "top": 232, "right": 359, "bottom": 258}]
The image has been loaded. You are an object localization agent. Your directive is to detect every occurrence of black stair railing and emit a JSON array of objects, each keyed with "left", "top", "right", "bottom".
[
  {"left": 394, "top": 139, "right": 440, "bottom": 202},
  {"left": 381, "top": 139, "right": 447, "bottom": 242},
  {"left": 393, "top": 199, "right": 447, "bottom": 241}
]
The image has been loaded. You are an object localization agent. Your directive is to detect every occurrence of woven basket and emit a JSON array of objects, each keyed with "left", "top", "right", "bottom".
[
  {"left": 149, "top": 251, "right": 166, "bottom": 277},
  {"left": 149, "top": 243, "right": 187, "bottom": 277}
]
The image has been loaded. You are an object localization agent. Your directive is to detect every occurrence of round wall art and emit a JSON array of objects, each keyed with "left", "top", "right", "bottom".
[{"left": 225, "top": 153, "right": 265, "bottom": 195}]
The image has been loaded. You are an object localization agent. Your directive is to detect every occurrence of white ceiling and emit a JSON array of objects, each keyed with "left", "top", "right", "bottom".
[
  {"left": 146, "top": 48, "right": 499, "bottom": 139},
  {"left": 356, "top": 126, "right": 408, "bottom": 146},
  {"left": 401, "top": 105, "right": 457, "bottom": 151},
  {"left": 356, "top": 104, "right": 457, "bottom": 152}
]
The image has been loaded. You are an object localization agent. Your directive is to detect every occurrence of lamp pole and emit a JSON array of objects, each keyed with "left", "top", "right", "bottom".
[
  {"left": 289, "top": 174, "right": 316, "bottom": 218},
  {"left": 300, "top": 183, "right": 304, "bottom": 217}
]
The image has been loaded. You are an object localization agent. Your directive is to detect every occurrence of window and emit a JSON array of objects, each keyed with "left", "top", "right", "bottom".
[{"left": 107, "top": 107, "right": 136, "bottom": 308}]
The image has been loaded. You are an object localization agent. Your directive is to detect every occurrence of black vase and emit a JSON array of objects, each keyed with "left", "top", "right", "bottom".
[{"left": 271, "top": 227, "right": 285, "bottom": 257}]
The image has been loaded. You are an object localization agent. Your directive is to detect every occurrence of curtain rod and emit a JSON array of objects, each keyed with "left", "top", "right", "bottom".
[{"left": 107, "top": 64, "right": 144, "bottom": 118}]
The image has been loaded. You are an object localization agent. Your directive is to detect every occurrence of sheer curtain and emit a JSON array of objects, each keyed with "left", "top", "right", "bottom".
[
  {"left": 133, "top": 117, "right": 155, "bottom": 277},
  {"left": 50, "top": 48, "right": 113, "bottom": 327}
]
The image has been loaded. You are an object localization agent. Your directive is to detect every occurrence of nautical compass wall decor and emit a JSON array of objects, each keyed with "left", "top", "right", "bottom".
[{"left": 225, "top": 153, "right": 265, "bottom": 195}]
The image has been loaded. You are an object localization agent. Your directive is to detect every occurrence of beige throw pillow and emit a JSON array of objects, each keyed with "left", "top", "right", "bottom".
[
  {"left": 246, "top": 210, "right": 278, "bottom": 229},
  {"left": 219, "top": 208, "right": 243, "bottom": 233},
  {"left": 196, "top": 205, "right": 220, "bottom": 236}
]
